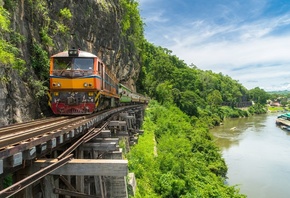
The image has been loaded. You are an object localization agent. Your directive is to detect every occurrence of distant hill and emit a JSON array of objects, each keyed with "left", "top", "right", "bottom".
[{"left": 268, "top": 90, "right": 290, "bottom": 95}]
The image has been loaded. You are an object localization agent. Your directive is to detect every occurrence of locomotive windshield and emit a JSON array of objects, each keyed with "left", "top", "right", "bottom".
[{"left": 52, "top": 57, "right": 94, "bottom": 77}]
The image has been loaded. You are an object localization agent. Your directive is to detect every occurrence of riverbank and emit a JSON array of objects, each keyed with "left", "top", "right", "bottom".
[
  {"left": 211, "top": 113, "right": 290, "bottom": 198},
  {"left": 267, "top": 106, "right": 289, "bottom": 113}
]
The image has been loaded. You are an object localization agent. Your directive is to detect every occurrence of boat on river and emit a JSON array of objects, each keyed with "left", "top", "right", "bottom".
[
  {"left": 277, "top": 113, "right": 290, "bottom": 120},
  {"left": 280, "top": 125, "right": 290, "bottom": 131},
  {"left": 276, "top": 113, "right": 290, "bottom": 130}
]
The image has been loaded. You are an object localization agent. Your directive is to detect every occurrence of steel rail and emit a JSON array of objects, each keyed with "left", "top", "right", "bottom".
[
  {"left": 57, "top": 119, "right": 110, "bottom": 160},
  {"left": 0, "top": 154, "right": 73, "bottom": 198},
  {"left": 0, "top": 116, "right": 69, "bottom": 135},
  {"left": 83, "top": 121, "right": 109, "bottom": 143},
  {"left": 0, "top": 116, "right": 86, "bottom": 149}
]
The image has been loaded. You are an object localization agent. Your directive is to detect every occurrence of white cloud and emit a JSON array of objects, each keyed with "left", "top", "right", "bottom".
[
  {"left": 170, "top": 35, "right": 290, "bottom": 90},
  {"left": 142, "top": 10, "right": 168, "bottom": 23},
  {"left": 139, "top": 0, "right": 290, "bottom": 90},
  {"left": 178, "top": 35, "right": 290, "bottom": 68}
]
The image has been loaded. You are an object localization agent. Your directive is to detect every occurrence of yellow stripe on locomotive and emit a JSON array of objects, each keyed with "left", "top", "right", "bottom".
[{"left": 50, "top": 77, "right": 101, "bottom": 90}]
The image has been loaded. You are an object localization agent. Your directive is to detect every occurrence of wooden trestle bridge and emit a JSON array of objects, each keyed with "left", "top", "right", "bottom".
[{"left": 0, "top": 105, "right": 145, "bottom": 198}]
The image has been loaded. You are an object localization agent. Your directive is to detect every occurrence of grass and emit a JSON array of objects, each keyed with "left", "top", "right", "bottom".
[{"left": 267, "top": 106, "right": 289, "bottom": 112}]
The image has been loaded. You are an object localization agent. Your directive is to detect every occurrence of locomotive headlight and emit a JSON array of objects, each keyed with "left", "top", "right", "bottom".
[
  {"left": 54, "top": 92, "right": 59, "bottom": 96},
  {"left": 88, "top": 83, "right": 92, "bottom": 87},
  {"left": 53, "top": 83, "right": 61, "bottom": 87},
  {"left": 83, "top": 83, "right": 88, "bottom": 87},
  {"left": 88, "top": 92, "right": 94, "bottom": 96}
]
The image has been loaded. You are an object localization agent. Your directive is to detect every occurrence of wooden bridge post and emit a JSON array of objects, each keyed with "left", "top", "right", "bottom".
[
  {"left": 13, "top": 164, "right": 35, "bottom": 198},
  {"left": 76, "top": 148, "right": 84, "bottom": 193}
]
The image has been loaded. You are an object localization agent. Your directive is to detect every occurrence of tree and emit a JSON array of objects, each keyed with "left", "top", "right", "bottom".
[
  {"left": 207, "top": 90, "right": 222, "bottom": 106},
  {"left": 156, "top": 81, "right": 173, "bottom": 105},
  {"left": 249, "top": 87, "right": 269, "bottom": 104},
  {"left": 178, "top": 90, "right": 199, "bottom": 116}
]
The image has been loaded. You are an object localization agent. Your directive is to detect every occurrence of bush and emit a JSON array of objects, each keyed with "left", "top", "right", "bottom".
[
  {"left": 128, "top": 101, "right": 245, "bottom": 197},
  {"left": 30, "top": 42, "right": 49, "bottom": 81},
  {"left": 59, "top": 8, "right": 72, "bottom": 20}
]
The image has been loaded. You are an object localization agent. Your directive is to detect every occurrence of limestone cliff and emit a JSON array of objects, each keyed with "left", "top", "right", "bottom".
[{"left": 0, "top": 0, "right": 142, "bottom": 126}]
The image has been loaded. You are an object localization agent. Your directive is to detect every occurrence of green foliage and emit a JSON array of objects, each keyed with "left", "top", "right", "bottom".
[
  {"left": 3, "top": 174, "right": 12, "bottom": 188},
  {"left": 0, "top": 6, "right": 10, "bottom": 32},
  {"left": 137, "top": 39, "right": 254, "bottom": 123},
  {"left": 12, "top": 58, "right": 26, "bottom": 76},
  {"left": 30, "top": 42, "right": 49, "bottom": 81},
  {"left": 120, "top": 0, "right": 144, "bottom": 54},
  {"left": 55, "top": 7, "right": 72, "bottom": 35},
  {"left": 119, "top": 137, "right": 128, "bottom": 154},
  {"left": 3, "top": 0, "right": 17, "bottom": 10},
  {"left": 155, "top": 81, "right": 173, "bottom": 105},
  {"left": 28, "top": 78, "right": 48, "bottom": 99},
  {"left": 120, "top": 0, "right": 143, "bottom": 34},
  {"left": 28, "top": 0, "right": 48, "bottom": 17},
  {"left": 0, "top": 6, "right": 14, "bottom": 66},
  {"left": 0, "top": 5, "right": 26, "bottom": 78},
  {"left": 28, "top": 0, "right": 57, "bottom": 47},
  {"left": 267, "top": 90, "right": 290, "bottom": 95},
  {"left": 128, "top": 101, "right": 245, "bottom": 197},
  {"left": 248, "top": 103, "right": 267, "bottom": 114},
  {"left": 137, "top": 40, "right": 257, "bottom": 126},
  {"left": 248, "top": 87, "right": 269, "bottom": 104},
  {"left": 40, "top": 27, "right": 54, "bottom": 46},
  {"left": 217, "top": 106, "right": 250, "bottom": 119},
  {"left": 55, "top": 22, "right": 70, "bottom": 34},
  {"left": 0, "top": 39, "right": 17, "bottom": 65},
  {"left": 207, "top": 90, "right": 223, "bottom": 106},
  {"left": 59, "top": 8, "right": 72, "bottom": 20},
  {"left": 178, "top": 90, "right": 199, "bottom": 116},
  {"left": 9, "top": 31, "right": 26, "bottom": 45}
]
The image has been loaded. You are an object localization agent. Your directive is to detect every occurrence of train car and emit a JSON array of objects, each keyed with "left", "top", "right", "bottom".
[
  {"left": 118, "top": 83, "right": 132, "bottom": 103},
  {"left": 138, "top": 93, "right": 150, "bottom": 104},
  {"left": 118, "top": 83, "right": 150, "bottom": 104},
  {"left": 131, "top": 92, "right": 140, "bottom": 103},
  {"left": 48, "top": 48, "right": 119, "bottom": 115}
]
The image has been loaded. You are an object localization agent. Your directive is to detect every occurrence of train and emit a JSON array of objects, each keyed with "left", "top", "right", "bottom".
[{"left": 48, "top": 48, "right": 149, "bottom": 115}]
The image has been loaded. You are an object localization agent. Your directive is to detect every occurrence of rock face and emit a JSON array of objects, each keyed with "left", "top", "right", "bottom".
[
  {"left": 0, "top": 0, "right": 141, "bottom": 126},
  {"left": 0, "top": 67, "right": 42, "bottom": 126}
]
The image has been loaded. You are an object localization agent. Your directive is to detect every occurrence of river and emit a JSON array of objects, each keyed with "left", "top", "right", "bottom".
[{"left": 210, "top": 113, "right": 290, "bottom": 198}]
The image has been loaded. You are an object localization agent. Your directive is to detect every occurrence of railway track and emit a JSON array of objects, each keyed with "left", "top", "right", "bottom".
[
  {"left": 0, "top": 116, "right": 86, "bottom": 150},
  {"left": 0, "top": 104, "right": 145, "bottom": 198},
  {"left": 0, "top": 107, "right": 135, "bottom": 158},
  {"left": 0, "top": 107, "right": 113, "bottom": 151}
]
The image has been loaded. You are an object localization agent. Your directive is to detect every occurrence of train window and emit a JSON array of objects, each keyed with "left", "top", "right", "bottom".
[
  {"left": 53, "top": 58, "right": 72, "bottom": 70},
  {"left": 73, "top": 58, "right": 93, "bottom": 70}
]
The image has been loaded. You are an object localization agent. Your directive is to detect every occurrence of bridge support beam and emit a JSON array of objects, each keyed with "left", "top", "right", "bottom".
[
  {"left": 33, "top": 159, "right": 128, "bottom": 176},
  {"left": 76, "top": 149, "right": 84, "bottom": 193}
]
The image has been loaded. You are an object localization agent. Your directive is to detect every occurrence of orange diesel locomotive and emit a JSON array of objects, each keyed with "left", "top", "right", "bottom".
[{"left": 48, "top": 48, "right": 119, "bottom": 115}]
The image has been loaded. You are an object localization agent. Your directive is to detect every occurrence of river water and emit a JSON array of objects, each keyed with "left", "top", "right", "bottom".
[{"left": 210, "top": 113, "right": 290, "bottom": 198}]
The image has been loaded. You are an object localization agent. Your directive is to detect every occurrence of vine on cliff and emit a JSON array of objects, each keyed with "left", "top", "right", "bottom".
[
  {"left": 0, "top": 5, "right": 25, "bottom": 81},
  {"left": 120, "top": 0, "right": 144, "bottom": 54},
  {"left": 30, "top": 42, "right": 49, "bottom": 81}
]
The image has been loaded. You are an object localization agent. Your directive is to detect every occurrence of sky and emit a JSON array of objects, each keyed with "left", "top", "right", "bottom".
[{"left": 138, "top": 0, "right": 290, "bottom": 91}]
